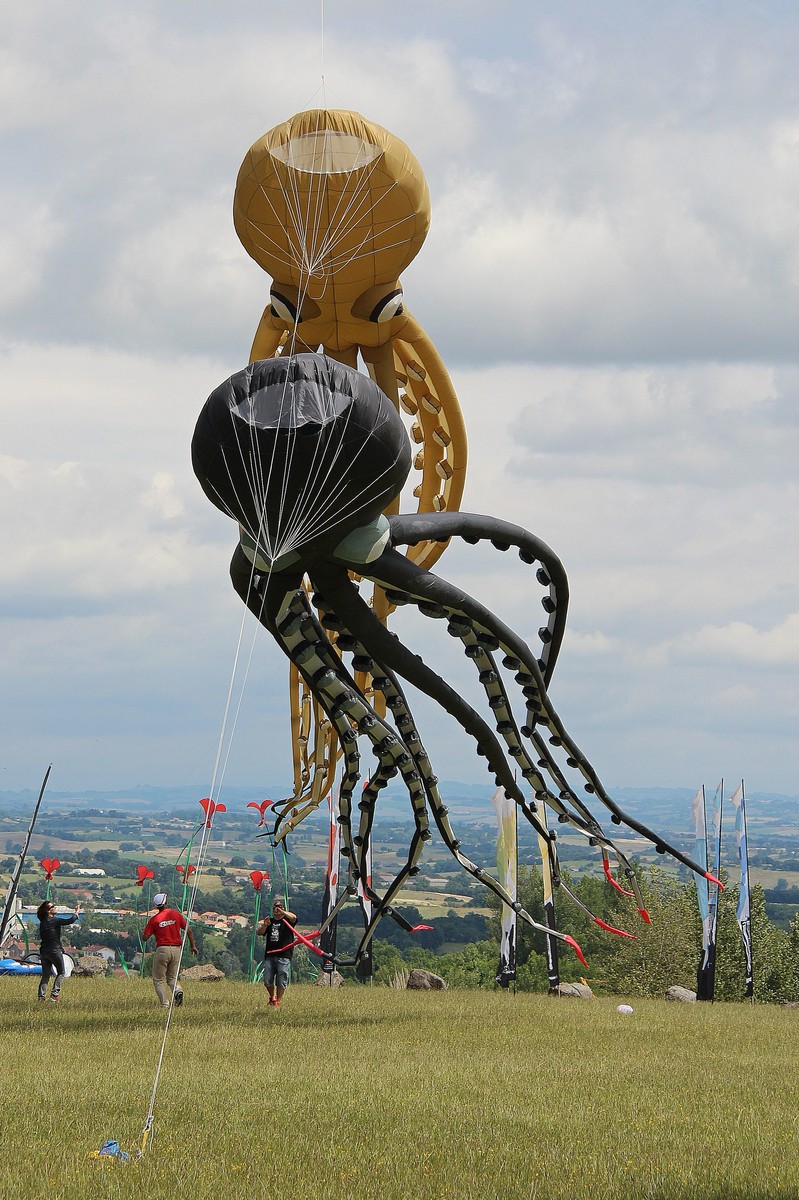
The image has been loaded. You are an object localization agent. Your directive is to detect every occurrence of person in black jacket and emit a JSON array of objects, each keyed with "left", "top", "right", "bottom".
[{"left": 36, "top": 900, "right": 81, "bottom": 1002}]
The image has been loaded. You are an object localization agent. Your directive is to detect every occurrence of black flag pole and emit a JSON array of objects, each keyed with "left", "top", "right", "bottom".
[{"left": 0, "top": 764, "right": 52, "bottom": 947}]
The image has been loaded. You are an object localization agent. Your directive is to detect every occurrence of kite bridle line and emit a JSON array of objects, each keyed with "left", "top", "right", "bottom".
[
  {"left": 137, "top": 586, "right": 275, "bottom": 1157},
  {"left": 139, "top": 111, "right": 427, "bottom": 1157}
]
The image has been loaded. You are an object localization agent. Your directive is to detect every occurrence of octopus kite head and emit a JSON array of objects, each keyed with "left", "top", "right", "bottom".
[
  {"left": 191, "top": 353, "right": 412, "bottom": 572},
  {"left": 233, "top": 109, "right": 430, "bottom": 351}
]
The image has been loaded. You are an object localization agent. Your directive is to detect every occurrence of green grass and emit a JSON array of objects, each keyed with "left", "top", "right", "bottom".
[{"left": 1, "top": 978, "right": 797, "bottom": 1199}]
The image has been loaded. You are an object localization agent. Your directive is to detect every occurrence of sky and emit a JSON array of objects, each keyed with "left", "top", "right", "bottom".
[{"left": 1, "top": 1, "right": 797, "bottom": 800}]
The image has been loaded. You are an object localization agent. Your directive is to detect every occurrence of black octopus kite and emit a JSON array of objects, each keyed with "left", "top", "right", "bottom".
[{"left": 192, "top": 353, "right": 716, "bottom": 967}]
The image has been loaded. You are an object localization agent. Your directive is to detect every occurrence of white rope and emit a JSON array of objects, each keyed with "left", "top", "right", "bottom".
[
  {"left": 142, "top": 106, "right": 412, "bottom": 1153},
  {"left": 245, "top": 110, "right": 413, "bottom": 284},
  {"left": 141, "top": 561, "right": 275, "bottom": 1144}
]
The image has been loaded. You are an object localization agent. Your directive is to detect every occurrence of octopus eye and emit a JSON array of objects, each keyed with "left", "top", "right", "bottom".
[
  {"left": 270, "top": 288, "right": 301, "bottom": 325},
  {"left": 369, "top": 288, "right": 404, "bottom": 323}
]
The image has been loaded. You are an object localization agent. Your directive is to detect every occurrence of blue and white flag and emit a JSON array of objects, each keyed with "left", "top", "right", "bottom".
[
  {"left": 691, "top": 786, "right": 712, "bottom": 985},
  {"left": 697, "top": 780, "right": 723, "bottom": 1001},
  {"left": 730, "top": 781, "right": 753, "bottom": 997}
]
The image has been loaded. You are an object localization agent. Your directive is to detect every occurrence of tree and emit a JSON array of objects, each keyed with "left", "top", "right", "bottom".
[
  {"left": 602, "top": 869, "right": 700, "bottom": 997},
  {"left": 714, "top": 882, "right": 793, "bottom": 1003}
]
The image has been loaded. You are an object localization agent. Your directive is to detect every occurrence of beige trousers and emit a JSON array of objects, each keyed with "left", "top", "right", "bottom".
[{"left": 152, "top": 944, "right": 182, "bottom": 1006}]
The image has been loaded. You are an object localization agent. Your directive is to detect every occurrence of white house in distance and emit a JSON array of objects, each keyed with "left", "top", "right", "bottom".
[{"left": 74, "top": 868, "right": 106, "bottom": 877}]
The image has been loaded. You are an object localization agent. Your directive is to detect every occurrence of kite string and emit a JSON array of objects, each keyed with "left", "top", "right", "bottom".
[
  {"left": 145, "top": 111, "right": 402, "bottom": 1152},
  {"left": 140, "top": 562, "right": 279, "bottom": 1150},
  {"left": 320, "top": 0, "right": 325, "bottom": 103},
  {"left": 143, "top": 111, "right": 415, "bottom": 1145}
]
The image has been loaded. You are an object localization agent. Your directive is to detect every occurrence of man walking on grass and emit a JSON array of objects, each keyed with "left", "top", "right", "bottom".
[
  {"left": 257, "top": 899, "right": 297, "bottom": 1008},
  {"left": 142, "top": 893, "right": 198, "bottom": 1008}
]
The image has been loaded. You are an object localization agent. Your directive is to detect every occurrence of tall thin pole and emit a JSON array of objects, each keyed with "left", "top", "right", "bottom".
[
  {"left": 0, "top": 764, "right": 52, "bottom": 947},
  {"left": 513, "top": 798, "right": 518, "bottom": 995},
  {"left": 705, "top": 778, "right": 724, "bottom": 1002},
  {"left": 538, "top": 800, "right": 560, "bottom": 993},
  {"left": 693, "top": 785, "right": 712, "bottom": 1000},
  {"left": 732, "top": 780, "right": 753, "bottom": 1000},
  {"left": 320, "top": 786, "right": 340, "bottom": 974}
]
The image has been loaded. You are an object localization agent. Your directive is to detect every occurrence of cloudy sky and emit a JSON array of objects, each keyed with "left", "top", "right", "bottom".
[{"left": 1, "top": 1, "right": 797, "bottom": 800}]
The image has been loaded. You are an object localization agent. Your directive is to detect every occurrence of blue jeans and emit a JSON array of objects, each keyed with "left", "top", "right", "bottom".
[{"left": 263, "top": 955, "right": 291, "bottom": 991}]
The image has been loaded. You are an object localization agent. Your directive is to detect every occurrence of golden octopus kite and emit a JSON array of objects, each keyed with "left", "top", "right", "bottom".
[
  {"left": 191, "top": 108, "right": 718, "bottom": 965},
  {"left": 233, "top": 108, "right": 467, "bottom": 825}
]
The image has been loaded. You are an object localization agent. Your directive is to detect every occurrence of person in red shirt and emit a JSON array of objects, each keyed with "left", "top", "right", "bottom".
[{"left": 142, "top": 893, "right": 198, "bottom": 1008}]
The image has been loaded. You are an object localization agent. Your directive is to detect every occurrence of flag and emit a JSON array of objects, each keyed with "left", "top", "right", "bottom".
[
  {"left": 730, "top": 781, "right": 753, "bottom": 997},
  {"left": 697, "top": 780, "right": 723, "bottom": 1001},
  {"left": 491, "top": 787, "right": 517, "bottom": 988},
  {"left": 355, "top": 837, "right": 373, "bottom": 982},
  {"left": 319, "top": 786, "right": 341, "bottom": 971},
  {"left": 691, "top": 787, "right": 712, "bottom": 993},
  {"left": 536, "top": 803, "right": 559, "bottom": 991}
]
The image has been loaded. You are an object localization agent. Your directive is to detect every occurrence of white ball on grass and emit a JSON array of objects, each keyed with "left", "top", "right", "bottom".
[{"left": 616, "top": 1004, "right": 634, "bottom": 1015}]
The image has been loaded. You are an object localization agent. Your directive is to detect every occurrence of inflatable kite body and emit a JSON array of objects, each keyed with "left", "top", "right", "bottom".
[
  {"left": 192, "top": 354, "right": 715, "bottom": 966},
  {"left": 234, "top": 110, "right": 467, "bottom": 814},
  {"left": 233, "top": 109, "right": 462, "bottom": 521}
]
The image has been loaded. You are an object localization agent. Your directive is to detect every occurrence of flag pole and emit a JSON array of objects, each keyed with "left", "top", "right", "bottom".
[
  {"left": 513, "top": 796, "right": 518, "bottom": 996},
  {"left": 319, "top": 784, "right": 341, "bottom": 977},
  {"left": 732, "top": 779, "right": 753, "bottom": 1001},
  {"left": 693, "top": 785, "right": 712, "bottom": 1000},
  {"left": 537, "top": 799, "right": 560, "bottom": 994},
  {"left": 491, "top": 786, "right": 518, "bottom": 991},
  {"left": 706, "top": 778, "right": 724, "bottom": 1002},
  {"left": 0, "top": 765, "right": 52, "bottom": 948}
]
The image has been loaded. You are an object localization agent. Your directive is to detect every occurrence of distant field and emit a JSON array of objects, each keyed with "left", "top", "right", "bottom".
[
  {"left": 751, "top": 867, "right": 799, "bottom": 889},
  {"left": 1, "top": 978, "right": 797, "bottom": 1199},
  {"left": 408, "top": 890, "right": 493, "bottom": 918}
]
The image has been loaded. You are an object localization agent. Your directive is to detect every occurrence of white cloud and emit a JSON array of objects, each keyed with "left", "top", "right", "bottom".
[
  {"left": 676, "top": 614, "right": 799, "bottom": 667},
  {"left": 0, "top": 2, "right": 796, "bottom": 795},
  {"left": 0, "top": 196, "right": 62, "bottom": 313},
  {"left": 562, "top": 630, "right": 617, "bottom": 657}
]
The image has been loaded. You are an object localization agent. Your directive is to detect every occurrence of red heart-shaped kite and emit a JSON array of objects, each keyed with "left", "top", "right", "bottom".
[
  {"left": 249, "top": 870, "right": 269, "bottom": 892},
  {"left": 40, "top": 858, "right": 61, "bottom": 880},
  {"left": 247, "top": 800, "right": 273, "bottom": 826},
  {"left": 135, "top": 864, "right": 155, "bottom": 886},
  {"left": 200, "top": 797, "right": 227, "bottom": 827}
]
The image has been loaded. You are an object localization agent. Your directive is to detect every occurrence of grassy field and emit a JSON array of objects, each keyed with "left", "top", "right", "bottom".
[{"left": 1, "top": 978, "right": 797, "bottom": 1200}]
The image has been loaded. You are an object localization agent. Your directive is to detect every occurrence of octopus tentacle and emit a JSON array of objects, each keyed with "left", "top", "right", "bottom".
[
  {"left": 444, "top": 614, "right": 646, "bottom": 925},
  {"left": 524, "top": 733, "right": 650, "bottom": 917},
  {"left": 392, "top": 609, "right": 639, "bottom": 935},
  {"left": 291, "top": 589, "right": 440, "bottom": 952},
  {"left": 307, "top": 599, "right": 438, "bottom": 946},
  {"left": 310, "top": 561, "right": 586, "bottom": 957},
  {"left": 365, "top": 546, "right": 712, "bottom": 883},
  {"left": 233, "top": 558, "right": 435, "bottom": 961},
  {"left": 388, "top": 512, "right": 568, "bottom": 684},
  {"left": 275, "top": 599, "right": 423, "bottom": 962},
  {"left": 310, "top": 561, "right": 550, "bottom": 841}
]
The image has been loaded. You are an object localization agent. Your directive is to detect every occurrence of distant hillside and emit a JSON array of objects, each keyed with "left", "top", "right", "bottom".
[{"left": 1, "top": 781, "right": 796, "bottom": 831}]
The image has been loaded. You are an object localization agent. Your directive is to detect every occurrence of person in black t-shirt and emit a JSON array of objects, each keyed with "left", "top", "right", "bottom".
[
  {"left": 257, "top": 899, "right": 297, "bottom": 1008},
  {"left": 36, "top": 900, "right": 81, "bottom": 1002}
]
